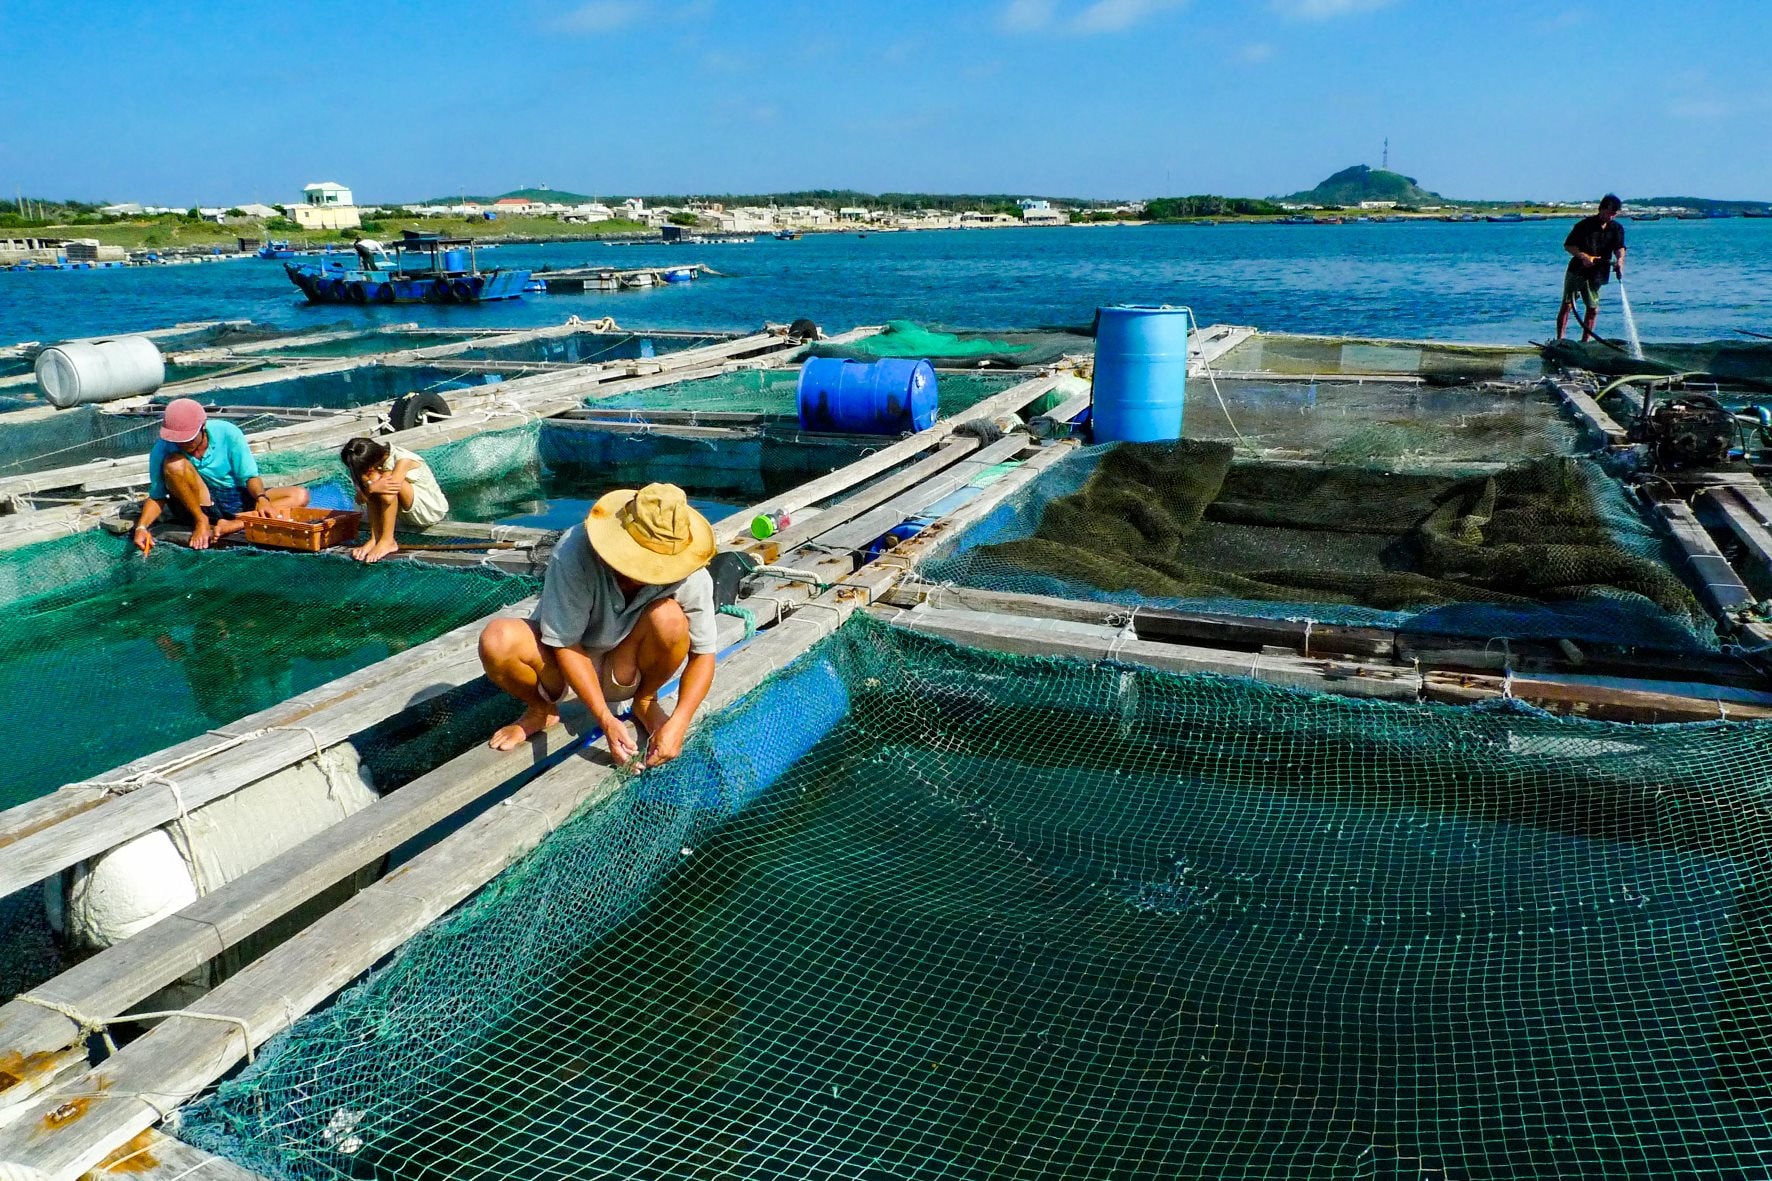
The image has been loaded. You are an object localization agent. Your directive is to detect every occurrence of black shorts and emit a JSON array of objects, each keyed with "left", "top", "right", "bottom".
[{"left": 166, "top": 483, "right": 249, "bottom": 527}]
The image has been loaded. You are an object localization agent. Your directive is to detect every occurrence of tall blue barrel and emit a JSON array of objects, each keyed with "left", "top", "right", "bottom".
[
  {"left": 797, "top": 357, "right": 938, "bottom": 435},
  {"left": 1091, "top": 305, "right": 1190, "bottom": 443},
  {"left": 441, "top": 249, "right": 469, "bottom": 273}
]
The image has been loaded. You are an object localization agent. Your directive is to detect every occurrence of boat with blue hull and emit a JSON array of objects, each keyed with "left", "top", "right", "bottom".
[{"left": 284, "top": 231, "right": 530, "bottom": 305}]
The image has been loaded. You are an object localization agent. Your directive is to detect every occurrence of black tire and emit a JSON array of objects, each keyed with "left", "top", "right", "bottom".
[
  {"left": 788, "top": 317, "right": 819, "bottom": 342},
  {"left": 389, "top": 390, "right": 452, "bottom": 432}
]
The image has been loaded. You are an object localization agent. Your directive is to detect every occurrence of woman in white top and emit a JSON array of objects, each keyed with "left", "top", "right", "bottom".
[{"left": 339, "top": 436, "right": 449, "bottom": 563}]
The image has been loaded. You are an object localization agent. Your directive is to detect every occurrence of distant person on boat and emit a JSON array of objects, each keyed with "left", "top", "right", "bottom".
[
  {"left": 131, "top": 399, "right": 310, "bottom": 553},
  {"left": 1557, "top": 194, "right": 1627, "bottom": 341},
  {"left": 352, "top": 236, "right": 385, "bottom": 270},
  {"left": 339, "top": 436, "right": 450, "bottom": 564},
  {"left": 477, "top": 483, "right": 718, "bottom": 768}
]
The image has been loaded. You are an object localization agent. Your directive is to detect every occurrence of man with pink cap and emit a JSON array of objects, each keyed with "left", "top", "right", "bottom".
[{"left": 132, "top": 399, "right": 310, "bottom": 553}]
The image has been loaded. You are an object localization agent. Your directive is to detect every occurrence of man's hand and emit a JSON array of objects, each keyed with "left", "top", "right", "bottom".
[
  {"left": 644, "top": 716, "right": 688, "bottom": 768},
  {"left": 190, "top": 521, "right": 214, "bottom": 551},
  {"left": 1614, "top": 260, "right": 1625, "bottom": 279},
  {"left": 600, "top": 712, "right": 639, "bottom": 766},
  {"left": 131, "top": 526, "right": 154, "bottom": 555},
  {"left": 255, "top": 495, "right": 289, "bottom": 520},
  {"left": 1577, "top": 252, "right": 1597, "bottom": 267}
]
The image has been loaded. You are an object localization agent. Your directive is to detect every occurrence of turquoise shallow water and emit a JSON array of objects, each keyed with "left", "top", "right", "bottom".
[{"left": 5, "top": 221, "right": 1771, "bottom": 347}]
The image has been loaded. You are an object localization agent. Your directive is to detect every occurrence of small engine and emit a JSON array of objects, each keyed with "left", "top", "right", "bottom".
[{"left": 1641, "top": 394, "right": 1736, "bottom": 470}]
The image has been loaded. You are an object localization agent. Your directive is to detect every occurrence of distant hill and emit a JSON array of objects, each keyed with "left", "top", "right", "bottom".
[
  {"left": 1638, "top": 195, "right": 1772, "bottom": 213},
  {"left": 1283, "top": 165, "right": 1445, "bottom": 207},
  {"left": 414, "top": 187, "right": 596, "bottom": 205}
]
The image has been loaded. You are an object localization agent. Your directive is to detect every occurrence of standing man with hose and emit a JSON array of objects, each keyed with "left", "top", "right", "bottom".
[{"left": 1557, "top": 194, "right": 1627, "bottom": 341}]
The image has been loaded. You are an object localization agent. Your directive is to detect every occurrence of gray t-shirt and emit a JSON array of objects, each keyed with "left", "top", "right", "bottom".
[{"left": 531, "top": 524, "right": 719, "bottom": 655}]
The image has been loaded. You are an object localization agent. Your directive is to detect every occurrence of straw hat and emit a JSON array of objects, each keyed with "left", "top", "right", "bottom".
[{"left": 585, "top": 483, "right": 715, "bottom": 585}]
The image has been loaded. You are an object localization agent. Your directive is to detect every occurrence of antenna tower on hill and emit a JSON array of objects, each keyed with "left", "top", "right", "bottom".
[{"left": 1383, "top": 138, "right": 1389, "bottom": 170}]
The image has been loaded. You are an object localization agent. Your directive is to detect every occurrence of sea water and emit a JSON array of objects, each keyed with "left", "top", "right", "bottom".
[{"left": 6, "top": 220, "right": 1772, "bottom": 347}]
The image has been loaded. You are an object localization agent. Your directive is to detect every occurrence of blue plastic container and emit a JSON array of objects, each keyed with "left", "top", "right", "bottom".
[
  {"left": 1091, "top": 305, "right": 1190, "bottom": 443},
  {"left": 441, "top": 249, "right": 469, "bottom": 273},
  {"left": 797, "top": 357, "right": 938, "bottom": 435}
]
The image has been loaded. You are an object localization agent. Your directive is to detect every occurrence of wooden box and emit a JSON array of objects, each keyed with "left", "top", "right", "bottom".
[{"left": 237, "top": 507, "right": 362, "bottom": 553}]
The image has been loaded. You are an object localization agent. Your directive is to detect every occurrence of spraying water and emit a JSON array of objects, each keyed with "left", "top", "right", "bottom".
[{"left": 1617, "top": 281, "right": 1646, "bottom": 361}]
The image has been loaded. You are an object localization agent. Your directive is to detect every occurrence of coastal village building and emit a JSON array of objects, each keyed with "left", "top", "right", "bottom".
[
  {"left": 1020, "top": 199, "right": 1067, "bottom": 226},
  {"left": 292, "top": 181, "right": 361, "bottom": 230}
]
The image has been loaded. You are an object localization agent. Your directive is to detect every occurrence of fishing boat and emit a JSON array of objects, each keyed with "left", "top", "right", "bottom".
[
  {"left": 255, "top": 240, "right": 296, "bottom": 259},
  {"left": 1744, "top": 209, "right": 1772, "bottom": 219},
  {"left": 774, "top": 229, "right": 802, "bottom": 240},
  {"left": 1630, "top": 213, "right": 1663, "bottom": 222},
  {"left": 1485, "top": 213, "right": 1524, "bottom": 223},
  {"left": 283, "top": 231, "right": 530, "bottom": 305},
  {"left": 1279, "top": 215, "right": 1315, "bottom": 225}
]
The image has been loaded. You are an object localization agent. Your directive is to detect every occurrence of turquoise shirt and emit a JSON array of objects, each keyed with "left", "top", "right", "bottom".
[{"left": 147, "top": 420, "right": 260, "bottom": 500}]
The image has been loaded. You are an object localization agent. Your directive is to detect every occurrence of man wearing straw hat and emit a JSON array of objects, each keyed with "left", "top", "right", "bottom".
[{"left": 478, "top": 483, "right": 720, "bottom": 768}]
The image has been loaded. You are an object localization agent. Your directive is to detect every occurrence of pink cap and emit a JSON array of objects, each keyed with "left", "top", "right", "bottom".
[{"left": 160, "top": 398, "right": 207, "bottom": 444}]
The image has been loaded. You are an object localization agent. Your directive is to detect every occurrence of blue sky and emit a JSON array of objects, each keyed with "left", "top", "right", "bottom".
[{"left": 4, "top": 0, "right": 1767, "bottom": 205}]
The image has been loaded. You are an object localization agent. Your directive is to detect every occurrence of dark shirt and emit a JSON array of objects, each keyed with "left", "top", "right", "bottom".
[{"left": 1564, "top": 215, "right": 1625, "bottom": 285}]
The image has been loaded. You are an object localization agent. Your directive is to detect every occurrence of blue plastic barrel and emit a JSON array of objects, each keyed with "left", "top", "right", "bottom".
[
  {"left": 441, "top": 249, "right": 468, "bottom": 272},
  {"left": 1091, "top": 305, "right": 1190, "bottom": 443},
  {"left": 797, "top": 357, "right": 938, "bottom": 435}
]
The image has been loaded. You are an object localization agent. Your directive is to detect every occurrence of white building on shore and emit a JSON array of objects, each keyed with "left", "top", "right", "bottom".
[{"left": 292, "top": 182, "right": 361, "bottom": 230}]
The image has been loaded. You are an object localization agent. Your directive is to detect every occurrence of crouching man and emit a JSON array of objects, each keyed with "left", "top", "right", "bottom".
[
  {"left": 133, "top": 398, "right": 310, "bottom": 553},
  {"left": 479, "top": 483, "right": 719, "bottom": 768}
]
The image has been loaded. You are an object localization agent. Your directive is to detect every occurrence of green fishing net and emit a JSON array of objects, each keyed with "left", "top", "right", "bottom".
[
  {"left": 0, "top": 408, "right": 290, "bottom": 481},
  {"left": 0, "top": 531, "right": 538, "bottom": 813},
  {"left": 810, "top": 320, "right": 1093, "bottom": 369},
  {"left": 182, "top": 614, "right": 1772, "bottom": 1179}
]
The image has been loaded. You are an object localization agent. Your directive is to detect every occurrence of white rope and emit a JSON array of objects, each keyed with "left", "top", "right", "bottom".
[
  {"left": 1106, "top": 606, "right": 1138, "bottom": 660},
  {"left": 1301, "top": 619, "right": 1314, "bottom": 659},
  {"left": 13, "top": 996, "right": 256, "bottom": 1062}
]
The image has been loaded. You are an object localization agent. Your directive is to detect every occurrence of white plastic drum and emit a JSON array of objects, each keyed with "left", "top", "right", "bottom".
[{"left": 33, "top": 336, "right": 166, "bottom": 409}]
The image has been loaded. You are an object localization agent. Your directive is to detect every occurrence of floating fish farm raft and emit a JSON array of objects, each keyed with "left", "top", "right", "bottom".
[{"left": 4, "top": 315, "right": 1772, "bottom": 1179}]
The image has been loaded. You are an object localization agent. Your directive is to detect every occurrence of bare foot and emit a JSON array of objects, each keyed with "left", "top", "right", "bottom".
[
  {"left": 490, "top": 705, "right": 559, "bottom": 751},
  {"left": 360, "top": 539, "right": 400, "bottom": 564},
  {"left": 632, "top": 696, "right": 672, "bottom": 741},
  {"left": 350, "top": 542, "right": 372, "bottom": 562},
  {"left": 214, "top": 518, "right": 247, "bottom": 540}
]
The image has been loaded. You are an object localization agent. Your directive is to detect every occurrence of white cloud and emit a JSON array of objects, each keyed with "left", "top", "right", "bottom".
[
  {"left": 1271, "top": 0, "right": 1397, "bottom": 19},
  {"left": 1072, "top": 0, "right": 1186, "bottom": 34},
  {"left": 1669, "top": 96, "right": 1731, "bottom": 120},
  {"left": 998, "top": 0, "right": 1184, "bottom": 35},
  {"left": 999, "top": 0, "right": 1058, "bottom": 32},
  {"left": 553, "top": 1, "right": 646, "bottom": 34},
  {"left": 1237, "top": 41, "right": 1275, "bottom": 63}
]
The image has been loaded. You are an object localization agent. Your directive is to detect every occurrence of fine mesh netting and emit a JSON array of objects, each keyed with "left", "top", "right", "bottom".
[
  {"left": 0, "top": 407, "right": 292, "bottom": 481},
  {"left": 809, "top": 320, "right": 1094, "bottom": 370},
  {"left": 1543, "top": 339, "right": 1772, "bottom": 392},
  {"left": 920, "top": 441, "right": 1712, "bottom": 649},
  {"left": 165, "top": 365, "right": 513, "bottom": 410},
  {"left": 452, "top": 331, "right": 728, "bottom": 366},
  {"left": 1185, "top": 378, "right": 1589, "bottom": 465},
  {"left": 182, "top": 614, "right": 1772, "bottom": 1179},
  {"left": 1218, "top": 334, "right": 1548, "bottom": 383},
  {"left": 258, "top": 421, "right": 880, "bottom": 532},
  {"left": 598, "top": 368, "right": 1027, "bottom": 420},
  {"left": 250, "top": 331, "right": 489, "bottom": 360},
  {"left": 0, "top": 531, "right": 538, "bottom": 811}
]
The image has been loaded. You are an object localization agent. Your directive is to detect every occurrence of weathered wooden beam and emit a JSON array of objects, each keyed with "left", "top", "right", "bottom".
[
  {"left": 805, "top": 433, "right": 1031, "bottom": 554},
  {"left": 880, "top": 582, "right": 1396, "bottom": 660},
  {"left": 711, "top": 373, "right": 1074, "bottom": 543},
  {"left": 1545, "top": 375, "right": 1629, "bottom": 445}
]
